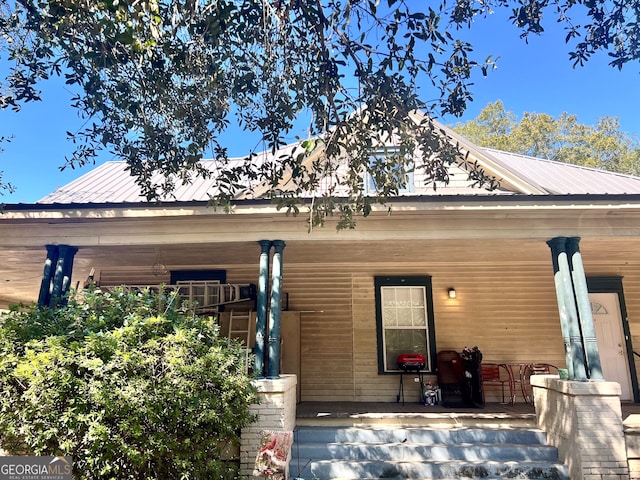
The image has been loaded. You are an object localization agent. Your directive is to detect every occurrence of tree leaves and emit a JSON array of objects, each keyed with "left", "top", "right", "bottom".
[
  {"left": 0, "top": 287, "right": 258, "bottom": 479},
  {"left": 0, "top": 0, "right": 638, "bottom": 227},
  {"left": 453, "top": 100, "right": 640, "bottom": 175}
]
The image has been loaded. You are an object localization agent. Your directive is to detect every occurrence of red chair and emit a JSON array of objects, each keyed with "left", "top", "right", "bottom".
[
  {"left": 437, "top": 350, "right": 466, "bottom": 407},
  {"left": 506, "top": 363, "right": 529, "bottom": 404},
  {"left": 481, "top": 363, "right": 515, "bottom": 405}
]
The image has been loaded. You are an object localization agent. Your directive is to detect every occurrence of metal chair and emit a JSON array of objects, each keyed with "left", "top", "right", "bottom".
[
  {"left": 522, "top": 363, "right": 559, "bottom": 404},
  {"left": 505, "top": 363, "right": 529, "bottom": 404},
  {"left": 481, "top": 363, "right": 515, "bottom": 405}
]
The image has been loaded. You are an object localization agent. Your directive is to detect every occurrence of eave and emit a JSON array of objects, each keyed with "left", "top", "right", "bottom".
[{"left": 3, "top": 193, "right": 640, "bottom": 220}]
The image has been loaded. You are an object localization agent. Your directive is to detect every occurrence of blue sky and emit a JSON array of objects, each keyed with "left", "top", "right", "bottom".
[{"left": 1, "top": 8, "right": 638, "bottom": 204}]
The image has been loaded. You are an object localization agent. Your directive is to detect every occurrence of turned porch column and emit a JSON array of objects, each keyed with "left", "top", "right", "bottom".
[
  {"left": 49, "top": 245, "right": 78, "bottom": 308},
  {"left": 566, "top": 237, "right": 604, "bottom": 380},
  {"left": 547, "top": 237, "right": 588, "bottom": 381},
  {"left": 267, "top": 240, "right": 286, "bottom": 379},
  {"left": 37, "top": 244, "right": 78, "bottom": 308},
  {"left": 255, "top": 240, "right": 272, "bottom": 379},
  {"left": 37, "top": 244, "right": 60, "bottom": 307}
]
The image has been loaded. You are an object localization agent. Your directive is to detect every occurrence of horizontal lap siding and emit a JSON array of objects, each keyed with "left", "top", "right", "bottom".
[
  {"left": 96, "top": 252, "right": 640, "bottom": 404},
  {"left": 284, "top": 269, "right": 354, "bottom": 401},
  {"left": 98, "top": 267, "right": 171, "bottom": 286},
  {"left": 433, "top": 264, "right": 564, "bottom": 365},
  {"left": 353, "top": 274, "right": 386, "bottom": 401},
  {"left": 350, "top": 263, "right": 565, "bottom": 403}
]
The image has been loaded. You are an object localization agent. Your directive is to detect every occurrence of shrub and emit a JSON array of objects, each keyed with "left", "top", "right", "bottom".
[{"left": 0, "top": 287, "right": 258, "bottom": 479}]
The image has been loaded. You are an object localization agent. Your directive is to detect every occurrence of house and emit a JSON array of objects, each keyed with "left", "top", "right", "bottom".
[{"left": 1, "top": 115, "right": 639, "bottom": 478}]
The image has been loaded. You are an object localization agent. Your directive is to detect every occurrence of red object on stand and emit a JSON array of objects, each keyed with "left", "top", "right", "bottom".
[
  {"left": 397, "top": 353, "right": 426, "bottom": 370},
  {"left": 396, "top": 353, "right": 427, "bottom": 405}
]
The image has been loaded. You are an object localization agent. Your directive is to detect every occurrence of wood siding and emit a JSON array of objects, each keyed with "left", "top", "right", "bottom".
[{"left": 97, "top": 239, "right": 640, "bottom": 404}]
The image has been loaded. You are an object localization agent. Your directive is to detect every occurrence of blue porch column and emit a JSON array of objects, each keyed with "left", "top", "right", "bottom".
[
  {"left": 37, "top": 245, "right": 60, "bottom": 307},
  {"left": 547, "top": 237, "right": 588, "bottom": 381},
  {"left": 267, "top": 240, "right": 286, "bottom": 379},
  {"left": 255, "top": 240, "right": 272, "bottom": 379},
  {"left": 566, "top": 237, "right": 604, "bottom": 380},
  {"left": 49, "top": 245, "right": 79, "bottom": 308}
]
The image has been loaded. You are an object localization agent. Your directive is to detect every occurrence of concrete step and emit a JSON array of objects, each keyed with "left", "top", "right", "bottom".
[
  {"left": 294, "top": 426, "right": 548, "bottom": 444},
  {"left": 289, "top": 426, "right": 569, "bottom": 479},
  {"left": 295, "top": 442, "right": 559, "bottom": 462},
  {"left": 290, "top": 459, "right": 570, "bottom": 479}
]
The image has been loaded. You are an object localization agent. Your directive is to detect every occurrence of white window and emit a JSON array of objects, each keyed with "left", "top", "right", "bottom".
[
  {"left": 375, "top": 276, "right": 435, "bottom": 373},
  {"left": 176, "top": 280, "right": 221, "bottom": 310},
  {"left": 364, "top": 148, "right": 415, "bottom": 195}
]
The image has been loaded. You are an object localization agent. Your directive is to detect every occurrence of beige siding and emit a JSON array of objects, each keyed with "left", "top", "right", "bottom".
[
  {"left": 286, "top": 269, "right": 354, "bottom": 400},
  {"left": 98, "top": 267, "right": 171, "bottom": 286},
  {"left": 97, "top": 244, "right": 640, "bottom": 404}
]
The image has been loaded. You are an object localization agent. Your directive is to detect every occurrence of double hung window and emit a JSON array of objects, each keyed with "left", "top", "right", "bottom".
[{"left": 375, "top": 276, "right": 436, "bottom": 373}]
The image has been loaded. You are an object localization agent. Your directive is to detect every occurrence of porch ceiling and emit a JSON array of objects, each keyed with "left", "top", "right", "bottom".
[{"left": 1, "top": 236, "right": 639, "bottom": 309}]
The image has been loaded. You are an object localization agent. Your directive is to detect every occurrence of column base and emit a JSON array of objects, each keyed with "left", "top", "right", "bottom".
[
  {"left": 240, "top": 375, "right": 297, "bottom": 479},
  {"left": 531, "top": 375, "right": 628, "bottom": 479}
]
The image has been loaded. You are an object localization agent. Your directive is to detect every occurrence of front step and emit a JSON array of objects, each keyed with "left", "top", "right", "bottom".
[
  {"left": 292, "top": 459, "right": 569, "bottom": 479},
  {"left": 289, "top": 426, "right": 569, "bottom": 479}
]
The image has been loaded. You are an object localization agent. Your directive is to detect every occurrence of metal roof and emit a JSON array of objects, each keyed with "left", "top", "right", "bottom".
[
  {"left": 484, "top": 149, "right": 640, "bottom": 195},
  {"left": 35, "top": 133, "right": 640, "bottom": 205},
  {"left": 38, "top": 160, "right": 221, "bottom": 204}
]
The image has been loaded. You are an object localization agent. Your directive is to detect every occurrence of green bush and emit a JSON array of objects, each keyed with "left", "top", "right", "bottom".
[{"left": 0, "top": 287, "right": 258, "bottom": 479}]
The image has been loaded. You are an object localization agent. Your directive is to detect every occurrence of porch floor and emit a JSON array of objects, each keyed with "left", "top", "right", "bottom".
[{"left": 296, "top": 400, "right": 640, "bottom": 423}]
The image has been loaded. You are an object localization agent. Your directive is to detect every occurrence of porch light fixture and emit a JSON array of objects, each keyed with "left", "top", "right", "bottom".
[
  {"left": 152, "top": 251, "right": 168, "bottom": 276},
  {"left": 448, "top": 288, "right": 456, "bottom": 299}
]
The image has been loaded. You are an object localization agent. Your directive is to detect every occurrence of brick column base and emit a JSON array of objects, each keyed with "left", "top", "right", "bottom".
[
  {"left": 624, "top": 415, "right": 640, "bottom": 480},
  {"left": 240, "top": 375, "right": 297, "bottom": 479},
  {"left": 531, "top": 375, "right": 629, "bottom": 480}
]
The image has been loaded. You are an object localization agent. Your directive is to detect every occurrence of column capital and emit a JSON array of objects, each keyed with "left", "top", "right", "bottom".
[
  {"left": 58, "top": 244, "right": 79, "bottom": 255},
  {"left": 546, "top": 236, "right": 568, "bottom": 251},
  {"left": 565, "top": 237, "right": 581, "bottom": 251},
  {"left": 272, "top": 240, "right": 286, "bottom": 252},
  {"left": 258, "top": 240, "right": 272, "bottom": 252}
]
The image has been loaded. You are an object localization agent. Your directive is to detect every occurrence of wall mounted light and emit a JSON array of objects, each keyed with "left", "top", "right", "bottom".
[
  {"left": 152, "top": 250, "right": 168, "bottom": 276},
  {"left": 448, "top": 288, "right": 457, "bottom": 299}
]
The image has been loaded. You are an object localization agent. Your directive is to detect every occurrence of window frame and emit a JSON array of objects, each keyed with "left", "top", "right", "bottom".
[
  {"left": 374, "top": 275, "right": 437, "bottom": 374},
  {"left": 170, "top": 269, "right": 227, "bottom": 311},
  {"left": 170, "top": 269, "right": 226, "bottom": 284},
  {"left": 364, "top": 148, "right": 415, "bottom": 195}
]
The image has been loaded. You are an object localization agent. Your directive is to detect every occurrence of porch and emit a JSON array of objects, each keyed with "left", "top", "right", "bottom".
[
  {"left": 287, "top": 397, "right": 640, "bottom": 479},
  {"left": 296, "top": 400, "right": 536, "bottom": 425},
  {"left": 286, "top": 392, "right": 640, "bottom": 479},
  {"left": 295, "top": 399, "right": 640, "bottom": 424}
]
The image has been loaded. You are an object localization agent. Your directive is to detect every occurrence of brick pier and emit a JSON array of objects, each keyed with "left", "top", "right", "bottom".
[
  {"left": 532, "top": 375, "right": 629, "bottom": 479},
  {"left": 239, "top": 374, "right": 297, "bottom": 479}
]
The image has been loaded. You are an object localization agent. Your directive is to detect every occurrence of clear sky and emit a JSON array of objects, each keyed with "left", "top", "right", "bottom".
[{"left": 1, "top": 8, "right": 638, "bottom": 204}]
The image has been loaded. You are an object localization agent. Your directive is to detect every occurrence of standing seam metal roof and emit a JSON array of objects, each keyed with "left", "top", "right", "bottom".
[
  {"left": 483, "top": 148, "right": 640, "bottom": 195},
  {"left": 35, "top": 139, "right": 640, "bottom": 205}
]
